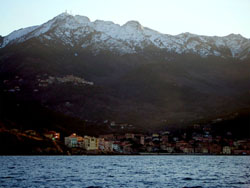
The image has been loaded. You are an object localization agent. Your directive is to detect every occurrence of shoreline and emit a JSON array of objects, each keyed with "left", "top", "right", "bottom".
[{"left": 1, "top": 153, "right": 250, "bottom": 156}]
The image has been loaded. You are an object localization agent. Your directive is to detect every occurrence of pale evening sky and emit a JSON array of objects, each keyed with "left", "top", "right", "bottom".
[{"left": 0, "top": 0, "right": 250, "bottom": 38}]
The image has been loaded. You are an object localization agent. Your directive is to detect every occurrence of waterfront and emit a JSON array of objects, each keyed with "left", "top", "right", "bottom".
[{"left": 1, "top": 156, "right": 250, "bottom": 188}]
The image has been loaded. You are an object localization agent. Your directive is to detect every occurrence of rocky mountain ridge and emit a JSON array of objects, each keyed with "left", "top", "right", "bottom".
[{"left": 1, "top": 12, "right": 249, "bottom": 59}]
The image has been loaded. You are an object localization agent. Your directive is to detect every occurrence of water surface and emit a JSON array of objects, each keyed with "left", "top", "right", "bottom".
[{"left": 0, "top": 156, "right": 250, "bottom": 188}]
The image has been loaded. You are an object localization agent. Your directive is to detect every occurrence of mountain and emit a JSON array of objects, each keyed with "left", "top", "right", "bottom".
[
  {"left": 1, "top": 12, "right": 250, "bottom": 59},
  {"left": 0, "top": 13, "right": 250, "bottom": 132}
]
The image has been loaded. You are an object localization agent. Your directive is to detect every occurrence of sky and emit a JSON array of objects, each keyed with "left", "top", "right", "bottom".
[{"left": 1, "top": 0, "right": 250, "bottom": 38}]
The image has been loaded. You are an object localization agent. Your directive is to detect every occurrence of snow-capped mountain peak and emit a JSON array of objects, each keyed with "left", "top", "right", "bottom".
[
  {"left": 1, "top": 13, "right": 249, "bottom": 59},
  {"left": 75, "top": 15, "right": 90, "bottom": 24},
  {"left": 1, "top": 25, "right": 39, "bottom": 47},
  {"left": 55, "top": 12, "right": 70, "bottom": 19},
  {"left": 123, "top": 21, "right": 143, "bottom": 30}
]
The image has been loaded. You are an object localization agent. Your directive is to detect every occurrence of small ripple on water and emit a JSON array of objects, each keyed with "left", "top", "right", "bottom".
[
  {"left": 183, "top": 177, "right": 193, "bottom": 181},
  {"left": 229, "top": 181, "right": 247, "bottom": 185},
  {"left": 15, "top": 178, "right": 27, "bottom": 181},
  {"left": 0, "top": 176, "right": 13, "bottom": 179}
]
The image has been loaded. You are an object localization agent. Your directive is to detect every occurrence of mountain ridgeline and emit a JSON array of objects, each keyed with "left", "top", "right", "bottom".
[{"left": 0, "top": 13, "right": 250, "bottom": 132}]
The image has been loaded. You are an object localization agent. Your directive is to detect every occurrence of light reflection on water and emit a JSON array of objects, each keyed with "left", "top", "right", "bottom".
[{"left": 0, "top": 156, "right": 250, "bottom": 188}]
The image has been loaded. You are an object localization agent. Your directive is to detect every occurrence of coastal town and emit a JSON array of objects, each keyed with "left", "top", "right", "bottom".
[
  {"left": 1, "top": 118, "right": 250, "bottom": 155},
  {"left": 62, "top": 129, "right": 250, "bottom": 155},
  {"left": 27, "top": 121, "right": 250, "bottom": 155}
]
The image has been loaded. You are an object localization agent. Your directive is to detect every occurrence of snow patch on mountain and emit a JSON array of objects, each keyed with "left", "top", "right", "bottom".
[
  {"left": 1, "top": 13, "right": 249, "bottom": 59},
  {"left": 1, "top": 26, "right": 39, "bottom": 47}
]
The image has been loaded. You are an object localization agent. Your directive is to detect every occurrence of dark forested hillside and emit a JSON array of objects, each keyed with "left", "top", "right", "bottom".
[{"left": 1, "top": 13, "right": 250, "bottom": 134}]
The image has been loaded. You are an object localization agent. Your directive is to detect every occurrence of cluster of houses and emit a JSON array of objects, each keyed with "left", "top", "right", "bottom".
[
  {"left": 38, "top": 74, "right": 94, "bottom": 87},
  {"left": 3, "top": 76, "right": 23, "bottom": 93},
  {"left": 64, "top": 133, "right": 133, "bottom": 153},
  {"left": 64, "top": 130, "right": 250, "bottom": 155},
  {"left": 3, "top": 125, "right": 250, "bottom": 155},
  {"left": 3, "top": 74, "right": 94, "bottom": 94}
]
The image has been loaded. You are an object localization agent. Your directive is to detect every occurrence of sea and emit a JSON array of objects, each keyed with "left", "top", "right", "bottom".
[{"left": 0, "top": 156, "right": 250, "bottom": 188}]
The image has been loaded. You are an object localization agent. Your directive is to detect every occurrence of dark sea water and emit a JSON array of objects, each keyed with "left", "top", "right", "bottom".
[{"left": 0, "top": 156, "right": 250, "bottom": 188}]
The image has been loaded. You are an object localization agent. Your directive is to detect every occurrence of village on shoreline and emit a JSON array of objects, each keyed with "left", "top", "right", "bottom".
[
  {"left": 1, "top": 121, "right": 250, "bottom": 155},
  {"left": 62, "top": 130, "right": 250, "bottom": 155}
]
